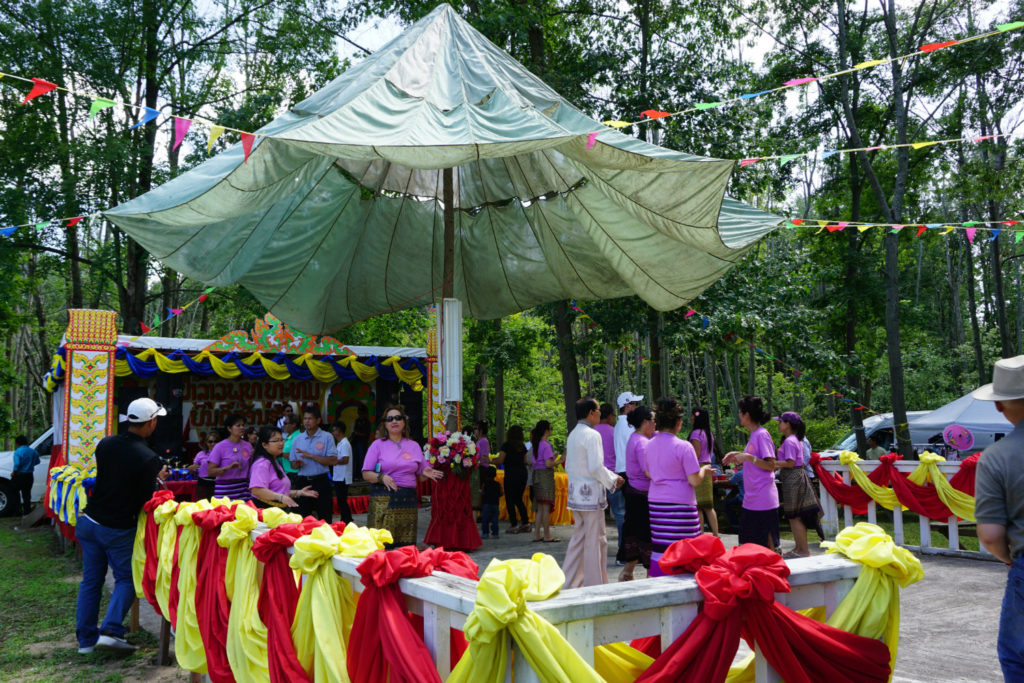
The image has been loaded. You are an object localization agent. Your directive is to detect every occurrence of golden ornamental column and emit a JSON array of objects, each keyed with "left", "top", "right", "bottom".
[{"left": 62, "top": 309, "right": 118, "bottom": 467}]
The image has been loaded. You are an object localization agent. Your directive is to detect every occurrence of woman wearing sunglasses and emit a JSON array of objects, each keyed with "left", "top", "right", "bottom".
[
  {"left": 362, "top": 405, "right": 443, "bottom": 547},
  {"left": 249, "top": 426, "right": 317, "bottom": 510}
]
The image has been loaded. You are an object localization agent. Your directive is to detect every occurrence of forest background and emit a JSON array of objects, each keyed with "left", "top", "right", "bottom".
[{"left": 1, "top": 0, "right": 1022, "bottom": 455}]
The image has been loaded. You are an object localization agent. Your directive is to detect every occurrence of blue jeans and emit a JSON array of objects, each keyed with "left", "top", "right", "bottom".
[
  {"left": 999, "top": 553, "right": 1024, "bottom": 680},
  {"left": 480, "top": 503, "right": 499, "bottom": 537},
  {"left": 607, "top": 486, "right": 625, "bottom": 549},
  {"left": 75, "top": 515, "right": 137, "bottom": 648}
]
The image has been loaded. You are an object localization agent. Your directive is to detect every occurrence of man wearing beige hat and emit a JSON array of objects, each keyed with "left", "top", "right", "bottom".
[{"left": 973, "top": 355, "right": 1024, "bottom": 680}]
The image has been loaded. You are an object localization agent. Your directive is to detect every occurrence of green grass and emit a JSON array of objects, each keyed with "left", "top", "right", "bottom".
[
  {"left": 0, "top": 518, "right": 178, "bottom": 682},
  {"left": 778, "top": 510, "right": 980, "bottom": 551}
]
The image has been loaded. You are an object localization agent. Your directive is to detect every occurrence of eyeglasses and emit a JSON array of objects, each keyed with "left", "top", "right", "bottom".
[
  {"left": 383, "top": 415, "right": 405, "bottom": 423},
  {"left": 266, "top": 438, "right": 284, "bottom": 444}
]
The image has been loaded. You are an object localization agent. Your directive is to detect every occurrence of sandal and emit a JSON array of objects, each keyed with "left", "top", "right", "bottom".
[
  {"left": 782, "top": 551, "right": 809, "bottom": 560},
  {"left": 508, "top": 527, "right": 521, "bottom": 534},
  {"left": 542, "top": 537, "right": 560, "bottom": 543},
  {"left": 531, "top": 538, "right": 544, "bottom": 542}
]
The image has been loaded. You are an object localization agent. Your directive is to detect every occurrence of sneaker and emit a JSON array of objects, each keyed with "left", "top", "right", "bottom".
[
  {"left": 77, "top": 645, "right": 94, "bottom": 654},
  {"left": 96, "top": 634, "right": 137, "bottom": 653}
]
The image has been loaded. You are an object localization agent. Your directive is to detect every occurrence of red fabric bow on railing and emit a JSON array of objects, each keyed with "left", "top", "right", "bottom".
[
  {"left": 193, "top": 504, "right": 241, "bottom": 683},
  {"left": 141, "top": 489, "right": 176, "bottom": 615},
  {"left": 251, "top": 517, "right": 326, "bottom": 683},
  {"left": 948, "top": 453, "right": 979, "bottom": 496},
  {"left": 636, "top": 536, "right": 891, "bottom": 683},
  {"left": 348, "top": 545, "right": 478, "bottom": 683}
]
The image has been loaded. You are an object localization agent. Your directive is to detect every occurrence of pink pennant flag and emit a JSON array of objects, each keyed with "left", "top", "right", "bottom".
[
  {"left": 240, "top": 133, "right": 256, "bottom": 162},
  {"left": 586, "top": 132, "right": 599, "bottom": 150},
  {"left": 641, "top": 110, "right": 671, "bottom": 119},
  {"left": 66, "top": 217, "right": 83, "bottom": 227},
  {"left": 22, "top": 78, "right": 58, "bottom": 104},
  {"left": 173, "top": 117, "right": 192, "bottom": 150},
  {"left": 784, "top": 77, "right": 818, "bottom": 86},
  {"left": 739, "top": 158, "right": 761, "bottom": 168},
  {"left": 973, "top": 135, "right": 996, "bottom": 143},
  {"left": 966, "top": 227, "right": 977, "bottom": 243},
  {"left": 170, "top": 308, "right": 184, "bottom": 315},
  {"left": 684, "top": 309, "right": 696, "bottom": 318},
  {"left": 919, "top": 40, "right": 958, "bottom": 53},
  {"left": 891, "top": 224, "right": 905, "bottom": 232},
  {"left": 836, "top": 221, "right": 849, "bottom": 231}
]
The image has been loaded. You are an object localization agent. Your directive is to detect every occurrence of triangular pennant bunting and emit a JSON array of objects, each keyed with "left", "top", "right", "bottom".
[
  {"left": 603, "top": 120, "right": 631, "bottom": 128},
  {"left": 173, "top": 117, "right": 192, "bottom": 150},
  {"left": 130, "top": 106, "right": 160, "bottom": 130},
  {"left": 693, "top": 102, "right": 722, "bottom": 110},
  {"left": 784, "top": 77, "right": 818, "bottom": 86},
  {"left": 240, "top": 132, "right": 256, "bottom": 162},
  {"left": 966, "top": 227, "right": 977, "bottom": 243},
  {"left": 0, "top": 227, "right": 16, "bottom": 237},
  {"left": 919, "top": 40, "right": 959, "bottom": 52},
  {"left": 585, "top": 132, "right": 599, "bottom": 150},
  {"left": 641, "top": 110, "right": 671, "bottom": 119},
  {"left": 66, "top": 217, "right": 83, "bottom": 227},
  {"left": 207, "top": 125, "right": 225, "bottom": 152},
  {"left": 88, "top": 98, "right": 117, "bottom": 118},
  {"left": 22, "top": 78, "right": 58, "bottom": 104}
]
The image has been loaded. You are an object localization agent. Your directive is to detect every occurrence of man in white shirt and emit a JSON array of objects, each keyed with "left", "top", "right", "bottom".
[
  {"left": 331, "top": 422, "right": 354, "bottom": 523},
  {"left": 290, "top": 406, "right": 337, "bottom": 519},
  {"left": 563, "top": 397, "right": 624, "bottom": 588},
  {"left": 611, "top": 391, "right": 642, "bottom": 556}
]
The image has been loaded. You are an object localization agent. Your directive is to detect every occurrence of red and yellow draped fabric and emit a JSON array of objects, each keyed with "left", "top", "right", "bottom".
[
  {"left": 218, "top": 503, "right": 269, "bottom": 683},
  {"left": 173, "top": 499, "right": 217, "bottom": 673},
  {"left": 448, "top": 553, "right": 605, "bottom": 683},
  {"left": 635, "top": 536, "right": 892, "bottom": 683},
  {"left": 194, "top": 502, "right": 241, "bottom": 683},
  {"left": 153, "top": 497, "right": 180, "bottom": 621},
  {"left": 138, "top": 490, "right": 176, "bottom": 613}
]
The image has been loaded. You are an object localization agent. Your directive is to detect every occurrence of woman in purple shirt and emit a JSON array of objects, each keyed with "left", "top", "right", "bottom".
[
  {"left": 249, "top": 426, "right": 318, "bottom": 510},
  {"left": 207, "top": 414, "right": 253, "bottom": 500},
  {"left": 646, "top": 398, "right": 714, "bottom": 577},
  {"left": 724, "top": 396, "right": 779, "bottom": 550},
  {"left": 617, "top": 404, "right": 656, "bottom": 581},
  {"left": 529, "top": 420, "right": 562, "bottom": 543},
  {"left": 362, "top": 405, "right": 443, "bottom": 547},
  {"left": 190, "top": 430, "right": 221, "bottom": 500},
  {"left": 774, "top": 412, "right": 823, "bottom": 558},
  {"left": 688, "top": 408, "right": 720, "bottom": 537}
]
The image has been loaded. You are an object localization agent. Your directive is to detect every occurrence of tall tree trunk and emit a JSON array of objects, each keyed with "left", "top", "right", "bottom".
[
  {"left": 473, "top": 361, "right": 489, "bottom": 423},
  {"left": 705, "top": 351, "right": 720, "bottom": 440},
  {"left": 721, "top": 352, "right": 739, "bottom": 424},
  {"left": 648, "top": 307, "right": 663, "bottom": 400},
  {"left": 553, "top": 301, "right": 581, "bottom": 433},
  {"left": 965, "top": 240, "right": 986, "bottom": 384}
]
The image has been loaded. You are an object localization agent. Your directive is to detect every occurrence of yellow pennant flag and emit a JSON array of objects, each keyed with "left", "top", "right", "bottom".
[
  {"left": 943, "top": 226, "right": 955, "bottom": 234},
  {"left": 207, "top": 125, "right": 225, "bottom": 152},
  {"left": 854, "top": 58, "right": 887, "bottom": 69},
  {"left": 603, "top": 120, "right": 632, "bottom": 128},
  {"left": 858, "top": 224, "right": 872, "bottom": 233},
  {"left": 911, "top": 141, "right": 939, "bottom": 150}
]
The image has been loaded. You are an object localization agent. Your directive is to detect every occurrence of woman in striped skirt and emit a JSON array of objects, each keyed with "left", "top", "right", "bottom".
[
  {"left": 206, "top": 413, "right": 253, "bottom": 500},
  {"left": 644, "top": 397, "right": 714, "bottom": 577}
]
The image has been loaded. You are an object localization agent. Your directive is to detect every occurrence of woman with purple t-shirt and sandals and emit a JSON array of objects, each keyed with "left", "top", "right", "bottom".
[
  {"left": 774, "top": 411, "right": 823, "bottom": 558},
  {"left": 249, "top": 426, "right": 318, "bottom": 510},
  {"left": 530, "top": 420, "right": 562, "bottom": 543},
  {"left": 688, "top": 407, "right": 720, "bottom": 537},
  {"left": 362, "top": 405, "right": 443, "bottom": 548},
  {"left": 617, "top": 404, "right": 655, "bottom": 581},
  {"left": 724, "top": 396, "right": 779, "bottom": 550},
  {"left": 645, "top": 398, "right": 714, "bottom": 577},
  {"left": 207, "top": 414, "right": 253, "bottom": 500}
]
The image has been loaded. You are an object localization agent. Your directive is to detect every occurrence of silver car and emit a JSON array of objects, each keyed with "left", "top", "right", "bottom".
[{"left": 0, "top": 428, "right": 55, "bottom": 516}]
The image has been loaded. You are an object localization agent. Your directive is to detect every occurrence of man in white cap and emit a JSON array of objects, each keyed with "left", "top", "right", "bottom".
[
  {"left": 610, "top": 391, "right": 643, "bottom": 556},
  {"left": 973, "top": 355, "right": 1024, "bottom": 679},
  {"left": 75, "top": 397, "right": 168, "bottom": 655}
]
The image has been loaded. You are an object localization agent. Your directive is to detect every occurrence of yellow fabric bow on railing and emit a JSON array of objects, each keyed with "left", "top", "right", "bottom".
[
  {"left": 448, "top": 552, "right": 604, "bottom": 683},
  {"left": 153, "top": 498, "right": 180, "bottom": 619},
  {"left": 174, "top": 499, "right": 214, "bottom": 674},
  {"left": 907, "top": 452, "right": 976, "bottom": 521},
  {"left": 217, "top": 504, "right": 269, "bottom": 683},
  {"left": 825, "top": 522, "right": 924, "bottom": 680},
  {"left": 839, "top": 451, "right": 904, "bottom": 510},
  {"left": 261, "top": 507, "right": 303, "bottom": 528},
  {"left": 337, "top": 523, "right": 392, "bottom": 557},
  {"left": 290, "top": 524, "right": 359, "bottom": 683}
]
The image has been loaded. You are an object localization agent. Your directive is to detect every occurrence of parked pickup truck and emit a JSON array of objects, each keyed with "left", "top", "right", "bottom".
[{"left": 0, "top": 428, "right": 55, "bottom": 516}]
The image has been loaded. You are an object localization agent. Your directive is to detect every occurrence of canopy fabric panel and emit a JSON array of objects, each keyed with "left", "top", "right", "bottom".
[{"left": 104, "top": 3, "right": 781, "bottom": 334}]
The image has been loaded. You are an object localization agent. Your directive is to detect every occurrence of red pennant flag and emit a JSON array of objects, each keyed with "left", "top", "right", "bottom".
[
  {"left": 641, "top": 110, "right": 671, "bottom": 119},
  {"left": 919, "top": 40, "right": 958, "bottom": 53},
  {"left": 1003, "top": 220, "right": 1020, "bottom": 226},
  {"left": 826, "top": 225, "right": 841, "bottom": 233},
  {"left": 739, "top": 158, "right": 761, "bottom": 168},
  {"left": 916, "top": 225, "right": 926, "bottom": 236},
  {"left": 140, "top": 322, "right": 151, "bottom": 334},
  {"left": 240, "top": 132, "right": 256, "bottom": 162},
  {"left": 66, "top": 217, "right": 83, "bottom": 227},
  {"left": 198, "top": 293, "right": 208, "bottom": 302},
  {"left": 790, "top": 218, "right": 805, "bottom": 225},
  {"left": 973, "top": 135, "right": 996, "bottom": 143},
  {"left": 22, "top": 78, "right": 58, "bottom": 104},
  {"left": 856, "top": 405, "right": 867, "bottom": 411}
]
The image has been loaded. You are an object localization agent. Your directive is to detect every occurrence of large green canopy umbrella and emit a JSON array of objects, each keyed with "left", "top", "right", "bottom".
[{"left": 105, "top": 3, "right": 781, "bottom": 335}]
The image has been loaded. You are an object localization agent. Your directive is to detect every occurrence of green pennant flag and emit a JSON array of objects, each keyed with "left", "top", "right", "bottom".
[
  {"left": 694, "top": 101, "right": 722, "bottom": 110},
  {"left": 35, "top": 221, "right": 49, "bottom": 231},
  {"left": 203, "top": 286, "right": 215, "bottom": 293},
  {"left": 152, "top": 314, "right": 161, "bottom": 328},
  {"left": 88, "top": 98, "right": 117, "bottom": 118},
  {"left": 1016, "top": 230, "right": 1024, "bottom": 243},
  {"left": 779, "top": 154, "right": 802, "bottom": 165},
  {"left": 997, "top": 21, "right": 1024, "bottom": 31},
  {"left": 963, "top": 220, "right": 980, "bottom": 227}
]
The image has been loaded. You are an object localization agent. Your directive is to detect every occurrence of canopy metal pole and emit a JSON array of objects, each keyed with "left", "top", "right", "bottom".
[{"left": 442, "top": 167, "right": 459, "bottom": 432}]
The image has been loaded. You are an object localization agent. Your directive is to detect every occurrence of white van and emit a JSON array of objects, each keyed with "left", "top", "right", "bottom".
[
  {"left": 0, "top": 428, "right": 55, "bottom": 516},
  {"left": 820, "top": 411, "right": 930, "bottom": 458}
]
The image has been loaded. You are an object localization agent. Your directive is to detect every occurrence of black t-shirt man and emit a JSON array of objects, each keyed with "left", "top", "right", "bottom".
[{"left": 83, "top": 432, "right": 164, "bottom": 529}]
